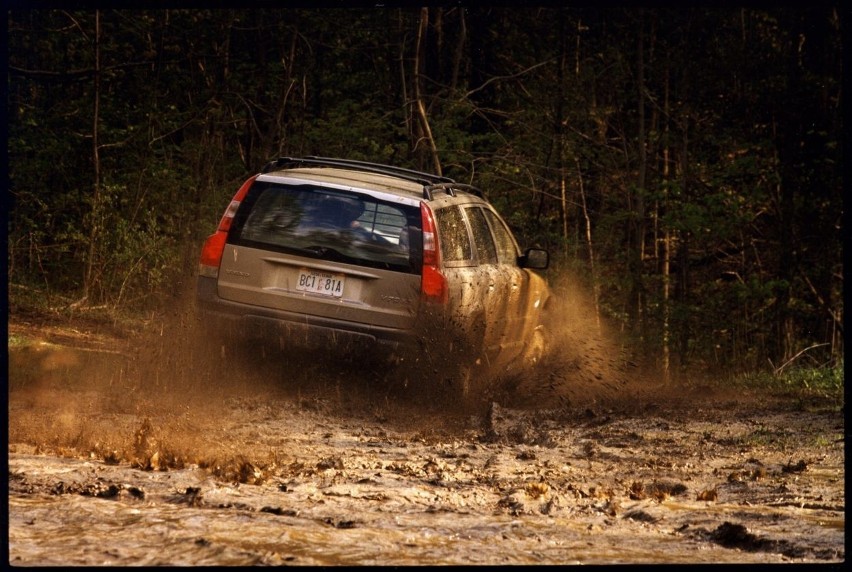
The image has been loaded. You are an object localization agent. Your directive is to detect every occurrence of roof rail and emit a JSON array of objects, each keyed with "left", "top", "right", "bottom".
[
  {"left": 423, "top": 182, "right": 485, "bottom": 200},
  {"left": 262, "top": 156, "right": 455, "bottom": 186}
]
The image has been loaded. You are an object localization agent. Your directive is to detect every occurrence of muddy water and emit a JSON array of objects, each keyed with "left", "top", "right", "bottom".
[{"left": 7, "top": 322, "right": 846, "bottom": 565}]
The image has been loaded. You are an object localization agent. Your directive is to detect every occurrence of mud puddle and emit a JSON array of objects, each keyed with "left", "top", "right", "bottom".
[{"left": 6, "top": 319, "right": 846, "bottom": 565}]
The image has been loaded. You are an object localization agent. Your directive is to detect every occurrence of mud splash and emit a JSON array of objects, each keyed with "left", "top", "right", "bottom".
[{"left": 6, "top": 281, "right": 845, "bottom": 565}]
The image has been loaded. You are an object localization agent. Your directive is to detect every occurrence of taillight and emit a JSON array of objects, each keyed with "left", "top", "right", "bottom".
[
  {"left": 199, "top": 232, "right": 227, "bottom": 277},
  {"left": 198, "top": 175, "right": 257, "bottom": 278},
  {"left": 420, "top": 203, "right": 448, "bottom": 304}
]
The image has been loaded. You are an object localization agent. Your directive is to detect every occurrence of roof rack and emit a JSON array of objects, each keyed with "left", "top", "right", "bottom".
[
  {"left": 423, "top": 182, "right": 485, "bottom": 200},
  {"left": 262, "top": 156, "right": 455, "bottom": 186}
]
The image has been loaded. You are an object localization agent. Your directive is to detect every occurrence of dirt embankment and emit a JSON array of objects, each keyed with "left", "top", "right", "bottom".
[{"left": 6, "top": 309, "right": 846, "bottom": 565}]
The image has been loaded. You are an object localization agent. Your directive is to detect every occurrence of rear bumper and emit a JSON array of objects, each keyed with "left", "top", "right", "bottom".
[{"left": 195, "top": 276, "right": 417, "bottom": 353}]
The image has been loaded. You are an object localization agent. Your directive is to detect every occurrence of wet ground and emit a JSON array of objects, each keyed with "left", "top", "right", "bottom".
[{"left": 6, "top": 313, "right": 846, "bottom": 566}]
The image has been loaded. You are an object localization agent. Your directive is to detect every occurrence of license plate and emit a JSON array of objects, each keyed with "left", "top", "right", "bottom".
[{"left": 296, "top": 269, "right": 344, "bottom": 297}]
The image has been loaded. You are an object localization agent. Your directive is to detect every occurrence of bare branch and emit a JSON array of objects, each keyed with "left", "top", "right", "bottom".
[
  {"left": 464, "top": 59, "right": 554, "bottom": 99},
  {"left": 8, "top": 61, "right": 153, "bottom": 82},
  {"left": 774, "top": 343, "right": 830, "bottom": 376}
]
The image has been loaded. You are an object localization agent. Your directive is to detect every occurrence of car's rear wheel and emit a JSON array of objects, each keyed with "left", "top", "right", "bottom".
[
  {"left": 447, "top": 316, "right": 489, "bottom": 407},
  {"left": 524, "top": 325, "right": 549, "bottom": 367},
  {"left": 455, "top": 356, "right": 483, "bottom": 403}
]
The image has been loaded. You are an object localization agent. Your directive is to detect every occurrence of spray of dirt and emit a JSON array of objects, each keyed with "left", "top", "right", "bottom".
[
  {"left": 8, "top": 271, "right": 669, "bottom": 474},
  {"left": 489, "top": 271, "right": 643, "bottom": 412}
]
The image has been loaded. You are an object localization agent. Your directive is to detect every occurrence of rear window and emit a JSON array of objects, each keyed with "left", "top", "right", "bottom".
[{"left": 229, "top": 181, "right": 422, "bottom": 274}]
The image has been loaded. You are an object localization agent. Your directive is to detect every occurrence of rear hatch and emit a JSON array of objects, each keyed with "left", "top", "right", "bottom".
[{"left": 217, "top": 178, "right": 424, "bottom": 331}]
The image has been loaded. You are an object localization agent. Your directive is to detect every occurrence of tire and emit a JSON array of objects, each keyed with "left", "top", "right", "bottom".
[
  {"left": 450, "top": 317, "right": 488, "bottom": 407},
  {"left": 455, "top": 356, "right": 485, "bottom": 405},
  {"left": 523, "top": 325, "right": 549, "bottom": 367}
]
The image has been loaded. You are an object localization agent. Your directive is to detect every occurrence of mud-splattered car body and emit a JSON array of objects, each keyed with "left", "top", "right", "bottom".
[{"left": 196, "top": 157, "right": 551, "bottom": 395}]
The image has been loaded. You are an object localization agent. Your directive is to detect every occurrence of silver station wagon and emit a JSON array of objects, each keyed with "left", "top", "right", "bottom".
[{"left": 196, "top": 157, "right": 551, "bottom": 400}]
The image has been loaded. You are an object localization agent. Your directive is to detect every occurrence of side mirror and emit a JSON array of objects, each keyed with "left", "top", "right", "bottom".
[{"left": 519, "top": 248, "right": 549, "bottom": 270}]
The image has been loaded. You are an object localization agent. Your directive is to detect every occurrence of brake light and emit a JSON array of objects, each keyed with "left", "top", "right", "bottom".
[
  {"left": 198, "top": 175, "right": 257, "bottom": 277},
  {"left": 420, "top": 203, "right": 448, "bottom": 304}
]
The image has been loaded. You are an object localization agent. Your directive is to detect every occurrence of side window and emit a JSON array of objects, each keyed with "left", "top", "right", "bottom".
[
  {"left": 435, "top": 205, "right": 473, "bottom": 264},
  {"left": 483, "top": 209, "right": 519, "bottom": 265},
  {"left": 465, "top": 207, "right": 498, "bottom": 264}
]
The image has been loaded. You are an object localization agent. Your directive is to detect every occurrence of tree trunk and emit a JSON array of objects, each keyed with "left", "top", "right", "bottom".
[
  {"left": 628, "top": 12, "right": 648, "bottom": 342},
  {"left": 556, "top": 16, "right": 568, "bottom": 255},
  {"left": 576, "top": 157, "right": 601, "bottom": 331},
  {"left": 675, "top": 119, "right": 691, "bottom": 368},
  {"left": 449, "top": 8, "right": 466, "bottom": 93},
  {"left": 413, "top": 8, "right": 441, "bottom": 174},
  {"left": 82, "top": 10, "right": 102, "bottom": 305},
  {"left": 660, "top": 60, "right": 672, "bottom": 383}
]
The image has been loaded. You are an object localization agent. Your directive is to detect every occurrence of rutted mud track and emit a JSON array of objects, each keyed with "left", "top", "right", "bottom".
[{"left": 7, "top": 316, "right": 845, "bottom": 565}]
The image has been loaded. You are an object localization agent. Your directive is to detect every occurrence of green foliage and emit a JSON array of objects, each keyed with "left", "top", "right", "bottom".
[
  {"left": 6, "top": 7, "right": 843, "bottom": 379},
  {"left": 730, "top": 361, "right": 844, "bottom": 402}
]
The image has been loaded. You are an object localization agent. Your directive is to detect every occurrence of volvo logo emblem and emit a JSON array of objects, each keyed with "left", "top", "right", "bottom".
[{"left": 225, "top": 269, "right": 250, "bottom": 277}]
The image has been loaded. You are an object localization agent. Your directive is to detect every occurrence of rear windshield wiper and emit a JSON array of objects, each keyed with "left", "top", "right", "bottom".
[{"left": 302, "top": 245, "right": 354, "bottom": 264}]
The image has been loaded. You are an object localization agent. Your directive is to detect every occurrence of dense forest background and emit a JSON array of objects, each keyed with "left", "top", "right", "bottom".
[{"left": 7, "top": 7, "right": 844, "bottom": 379}]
